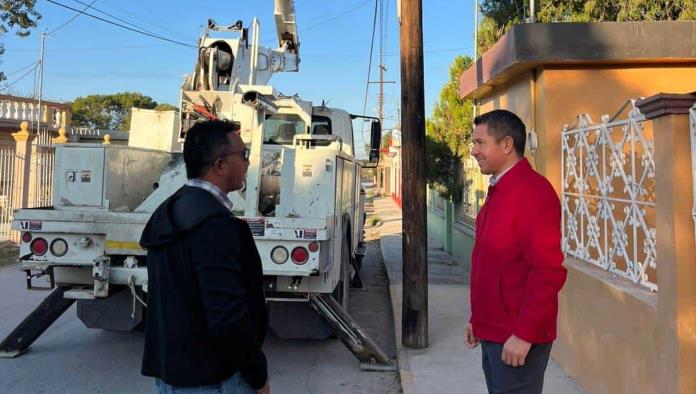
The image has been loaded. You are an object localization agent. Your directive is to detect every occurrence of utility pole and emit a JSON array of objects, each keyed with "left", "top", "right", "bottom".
[
  {"left": 530, "top": 0, "right": 536, "bottom": 23},
  {"left": 370, "top": 0, "right": 395, "bottom": 194},
  {"left": 399, "top": 0, "right": 428, "bottom": 348},
  {"left": 35, "top": 31, "right": 47, "bottom": 135}
]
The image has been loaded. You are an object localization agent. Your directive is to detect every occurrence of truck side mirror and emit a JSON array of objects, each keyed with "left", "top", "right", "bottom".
[{"left": 369, "top": 121, "right": 381, "bottom": 164}]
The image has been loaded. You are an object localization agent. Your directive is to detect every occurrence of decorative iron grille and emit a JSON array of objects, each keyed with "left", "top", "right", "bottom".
[{"left": 561, "top": 100, "right": 657, "bottom": 291}]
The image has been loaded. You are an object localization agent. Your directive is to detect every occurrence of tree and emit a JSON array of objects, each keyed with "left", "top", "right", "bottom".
[
  {"left": 0, "top": 0, "right": 41, "bottom": 81},
  {"left": 477, "top": 0, "right": 696, "bottom": 54},
  {"left": 425, "top": 55, "right": 474, "bottom": 203},
  {"left": 71, "top": 92, "right": 161, "bottom": 131},
  {"left": 154, "top": 103, "right": 178, "bottom": 112}
]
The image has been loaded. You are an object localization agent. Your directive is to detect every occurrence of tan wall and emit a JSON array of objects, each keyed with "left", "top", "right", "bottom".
[
  {"left": 537, "top": 66, "right": 696, "bottom": 193},
  {"left": 556, "top": 259, "right": 659, "bottom": 394},
  {"left": 478, "top": 71, "right": 534, "bottom": 127}
]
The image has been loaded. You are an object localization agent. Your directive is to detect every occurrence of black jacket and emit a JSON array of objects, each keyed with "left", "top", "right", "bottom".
[{"left": 140, "top": 185, "right": 268, "bottom": 389}]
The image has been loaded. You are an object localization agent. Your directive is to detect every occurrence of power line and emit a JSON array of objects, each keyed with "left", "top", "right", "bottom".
[
  {"left": 3, "top": 62, "right": 39, "bottom": 78},
  {"left": 48, "top": 0, "right": 100, "bottom": 34},
  {"left": 70, "top": 0, "right": 186, "bottom": 42},
  {"left": 43, "top": 0, "right": 196, "bottom": 48},
  {"left": 263, "top": 0, "right": 372, "bottom": 44},
  {"left": 120, "top": 0, "right": 195, "bottom": 42},
  {"left": 0, "top": 63, "right": 39, "bottom": 92},
  {"left": 303, "top": 0, "right": 372, "bottom": 33},
  {"left": 361, "top": 0, "right": 379, "bottom": 138}
]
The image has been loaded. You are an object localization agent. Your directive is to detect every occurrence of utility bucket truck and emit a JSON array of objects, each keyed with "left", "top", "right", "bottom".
[{"left": 1, "top": 1, "right": 391, "bottom": 369}]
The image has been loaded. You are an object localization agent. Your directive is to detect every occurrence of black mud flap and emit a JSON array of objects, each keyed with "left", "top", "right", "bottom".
[
  {"left": 309, "top": 293, "right": 395, "bottom": 371},
  {"left": 0, "top": 286, "right": 75, "bottom": 358}
]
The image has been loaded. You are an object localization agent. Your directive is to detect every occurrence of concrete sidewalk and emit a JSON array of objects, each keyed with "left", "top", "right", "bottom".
[{"left": 370, "top": 196, "right": 583, "bottom": 394}]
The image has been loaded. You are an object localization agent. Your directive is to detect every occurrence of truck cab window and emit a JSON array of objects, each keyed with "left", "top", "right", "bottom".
[
  {"left": 311, "top": 115, "right": 332, "bottom": 135},
  {"left": 263, "top": 114, "right": 306, "bottom": 145}
]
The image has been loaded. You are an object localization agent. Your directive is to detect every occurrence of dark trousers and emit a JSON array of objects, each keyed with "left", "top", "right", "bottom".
[{"left": 481, "top": 340, "right": 552, "bottom": 394}]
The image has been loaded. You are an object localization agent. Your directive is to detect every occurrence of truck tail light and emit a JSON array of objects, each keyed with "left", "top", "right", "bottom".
[
  {"left": 271, "top": 246, "right": 289, "bottom": 264},
  {"left": 21, "top": 232, "right": 32, "bottom": 243},
  {"left": 50, "top": 238, "right": 69, "bottom": 257},
  {"left": 291, "top": 247, "right": 309, "bottom": 265},
  {"left": 308, "top": 241, "right": 319, "bottom": 253},
  {"left": 30, "top": 238, "right": 48, "bottom": 256}
]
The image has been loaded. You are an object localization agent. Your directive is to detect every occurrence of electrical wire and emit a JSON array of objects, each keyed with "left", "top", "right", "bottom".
[
  {"left": 303, "top": 0, "right": 372, "bottom": 33},
  {"left": 0, "top": 63, "right": 39, "bottom": 92},
  {"left": 43, "top": 0, "right": 196, "bottom": 48},
  {"left": 48, "top": 0, "right": 100, "bottom": 34},
  {"left": 361, "top": 0, "right": 379, "bottom": 138},
  {"left": 70, "top": 0, "right": 186, "bottom": 42},
  {"left": 3, "top": 62, "right": 39, "bottom": 78},
  {"left": 263, "top": 0, "right": 372, "bottom": 44}
]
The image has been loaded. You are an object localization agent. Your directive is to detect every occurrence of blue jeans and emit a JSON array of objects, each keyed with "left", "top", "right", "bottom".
[{"left": 154, "top": 373, "right": 256, "bottom": 394}]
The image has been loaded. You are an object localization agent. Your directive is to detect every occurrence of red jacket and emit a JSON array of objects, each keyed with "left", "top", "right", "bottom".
[{"left": 470, "top": 159, "right": 567, "bottom": 344}]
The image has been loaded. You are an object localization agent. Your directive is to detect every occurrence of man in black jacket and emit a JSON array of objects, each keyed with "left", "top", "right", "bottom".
[{"left": 140, "top": 120, "right": 270, "bottom": 394}]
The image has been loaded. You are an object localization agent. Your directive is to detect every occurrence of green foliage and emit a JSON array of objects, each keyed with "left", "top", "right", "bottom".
[
  {"left": 154, "top": 103, "right": 178, "bottom": 112},
  {"left": 71, "top": 92, "right": 160, "bottom": 131},
  {"left": 425, "top": 55, "right": 474, "bottom": 204},
  {"left": 0, "top": 0, "right": 40, "bottom": 81},
  {"left": 477, "top": 0, "right": 696, "bottom": 54}
]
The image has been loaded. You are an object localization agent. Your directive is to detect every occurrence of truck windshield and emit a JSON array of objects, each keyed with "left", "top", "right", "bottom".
[{"left": 263, "top": 114, "right": 306, "bottom": 145}]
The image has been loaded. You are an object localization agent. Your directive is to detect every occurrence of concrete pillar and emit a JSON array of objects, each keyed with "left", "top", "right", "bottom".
[
  {"left": 11, "top": 121, "right": 37, "bottom": 210},
  {"left": 52, "top": 127, "right": 68, "bottom": 144},
  {"left": 444, "top": 199, "right": 453, "bottom": 254},
  {"left": 637, "top": 93, "right": 696, "bottom": 394}
]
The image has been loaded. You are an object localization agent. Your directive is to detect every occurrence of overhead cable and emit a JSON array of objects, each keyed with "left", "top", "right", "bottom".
[
  {"left": 360, "top": 0, "right": 380, "bottom": 138},
  {"left": 0, "top": 63, "right": 39, "bottom": 92},
  {"left": 48, "top": 0, "right": 100, "bottom": 34},
  {"left": 44, "top": 0, "right": 196, "bottom": 48}
]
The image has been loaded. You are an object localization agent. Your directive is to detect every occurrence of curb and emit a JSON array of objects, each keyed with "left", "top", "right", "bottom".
[{"left": 380, "top": 235, "right": 416, "bottom": 394}]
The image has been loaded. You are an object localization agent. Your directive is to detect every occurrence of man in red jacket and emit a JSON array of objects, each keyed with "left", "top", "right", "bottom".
[{"left": 463, "top": 110, "right": 567, "bottom": 394}]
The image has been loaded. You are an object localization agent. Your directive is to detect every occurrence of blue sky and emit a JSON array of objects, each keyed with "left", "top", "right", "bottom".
[{"left": 1, "top": 0, "right": 475, "bottom": 133}]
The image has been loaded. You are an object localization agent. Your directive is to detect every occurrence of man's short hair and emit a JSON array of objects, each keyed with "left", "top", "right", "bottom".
[
  {"left": 183, "top": 120, "right": 238, "bottom": 179},
  {"left": 474, "top": 109, "right": 526, "bottom": 157}
]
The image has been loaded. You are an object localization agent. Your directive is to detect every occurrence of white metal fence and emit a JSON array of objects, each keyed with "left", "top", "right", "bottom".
[
  {"left": 561, "top": 100, "right": 657, "bottom": 291},
  {"left": 0, "top": 147, "right": 15, "bottom": 240}
]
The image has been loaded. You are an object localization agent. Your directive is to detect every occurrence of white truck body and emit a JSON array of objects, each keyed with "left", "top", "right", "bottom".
[{"left": 10, "top": 3, "right": 381, "bottom": 334}]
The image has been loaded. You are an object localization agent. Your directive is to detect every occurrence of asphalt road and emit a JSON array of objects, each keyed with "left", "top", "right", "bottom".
[{"left": 0, "top": 240, "right": 399, "bottom": 394}]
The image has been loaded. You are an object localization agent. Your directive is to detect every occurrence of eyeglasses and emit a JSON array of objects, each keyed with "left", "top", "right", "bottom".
[{"left": 210, "top": 147, "right": 250, "bottom": 165}]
